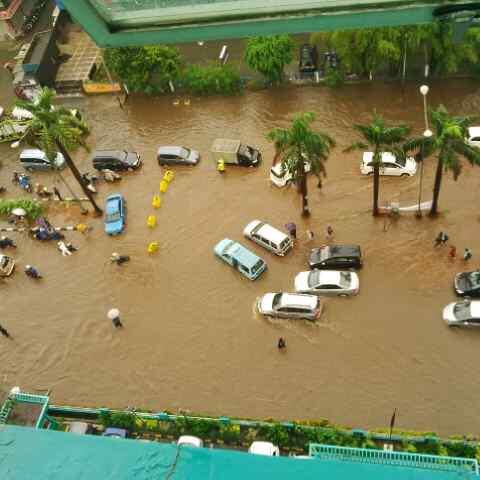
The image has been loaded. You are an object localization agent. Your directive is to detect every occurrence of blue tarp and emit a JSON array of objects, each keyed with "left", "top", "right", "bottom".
[{"left": 0, "top": 426, "right": 475, "bottom": 480}]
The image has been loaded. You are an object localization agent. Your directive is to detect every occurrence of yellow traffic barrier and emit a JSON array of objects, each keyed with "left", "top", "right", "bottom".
[
  {"left": 152, "top": 194, "right": 161, "bottom": 209},
  {"left": 147, "top": 241, "right": 159, "bottom": 253},
  {"left": 159, "top": 180, "right": 169, "bottom": 193},
  {"left": 147, "top": 215, "right": 157, "bottom": 228},
  {"left": 163, "top": 170, "right": 174, "bottom": 183},
  {"left": 217, "top": 159, "right": 225, "bottom": 173}
]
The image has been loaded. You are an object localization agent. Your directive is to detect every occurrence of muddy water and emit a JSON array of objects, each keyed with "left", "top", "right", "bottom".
[{"left": 1, "top": 79, "right": 480, "bottom": 435}]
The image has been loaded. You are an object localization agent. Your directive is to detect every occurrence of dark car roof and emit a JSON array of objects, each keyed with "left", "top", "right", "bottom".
[
  {"left": 328, "top": 245, "right": 361, "bottom": 258},
  {"left": 92, "top": 150, "right": 127, "bottom": 160}
]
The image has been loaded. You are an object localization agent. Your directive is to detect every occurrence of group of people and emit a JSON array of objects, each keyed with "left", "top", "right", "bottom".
[
  {"left": 285, "top": 223, "right": 334, "bottom": 242},
  {"left": 434, "top": 231, "right": 472, "bottom": 261}
]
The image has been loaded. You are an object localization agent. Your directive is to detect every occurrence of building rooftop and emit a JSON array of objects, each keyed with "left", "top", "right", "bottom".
[{"left": 0, "top": 426, "right": 476, "bottom": 480}]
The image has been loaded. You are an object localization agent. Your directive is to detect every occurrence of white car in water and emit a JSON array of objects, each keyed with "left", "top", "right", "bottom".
[
  {"left": 443, "top": 299, "right": 480, "bottom": 327},
  {"left": 360, "top": 152, "right": 416, "bottom": 176},
  {"left": 467, "top": 127, "right": 480, "bottom": 148},
  {"left": 248, "top": 441, "right": 280, "bottom": 456},
  {"left": 294, "top": 270, "right": 359, "bottom": 296},
  {"left": 257, "top": 292, "right": 322, "bottom": 320},
  {"left": 270, "top": 161, "right": 311, "bottom": 187}
]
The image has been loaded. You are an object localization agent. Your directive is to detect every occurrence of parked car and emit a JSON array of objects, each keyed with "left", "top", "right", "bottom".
[
  {"left": 157, "top": 146, "right": 200, "bottom": 166},
  {"left": 309, "top": 245, "right": 362, "bottom": 270},
  {"left": 0, "top": 255, "right": 15, "bottom": 277},
  {"left": 103, "top": 427, "right": 128, "bottom": 439},
  {"left": 270, "top": 160, "right": 311, "bottom": 188},
  {"left": 67, "top": 422, "right": 90, "bottom": 435},
  {"left": 248, "top": 441, "right": 280, "bottom": 456},
  {"left": 294, "top": 270, "right": 359, "bottom": 296},
  {"left": 20, "top": 149, "right": 65, "bottom": 171},
  {"left": 243, "top": 220, "right": 292, "bottom": 256},
  {"left": 177, "top": 435, "right": 204, "bottom": 448},
  {"left": 299, "top": 44, "right": 318, "bottom": 75},
  {"left": 104, "top": 193, "right": 126, "bottom": 235},
  {"left": 454, "top": 270, "right": 480, "bottom": 297},
  {"left": 92, "top": 150, "right": 141, "bottom": 171},
  {"left": 257, "top": 292, "right": 322, "bottom": 320},
  {"left": 211, "top": 138, "right": 261, "bottom": 167},
  {"left": 443, "top": 299, "right": 480, "bottom": 327},
  {"left": 214, "top": 238, "right": 267, "bottom": 280},
  {"left": 360, "top": 152, "right": 416, "bottom": 176},
  {"left": 467, "top": 127, "right": 480, "bottom": 148}
]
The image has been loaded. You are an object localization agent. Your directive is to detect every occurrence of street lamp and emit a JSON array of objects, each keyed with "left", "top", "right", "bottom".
[{"left": 417, "top": 85, "right": 431, "bottom": 217}]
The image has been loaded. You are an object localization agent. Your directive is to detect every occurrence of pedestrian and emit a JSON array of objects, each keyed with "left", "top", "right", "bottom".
[
  {"left": 464, "top": 248, "right": 473, "bottom": 262},
  {"left": 306, "top": 230, "right": 314, "bottom": 241},
  {"left": 25, "top": 265, "right": 42, "bottom": 279},
  {"left": 448, "top": 245, "right": 457, "bottom": 260},
  {"left": 277, "top": 337, "right": 286, "bottom": 350},
  {"left": 325, "top": 225, "right": 334, "bottom": 241},
  {"left": 53, "top": 187, "right": 62, "bottom": 201},
  {"left": 107, "top": 308, "right": 123, "bottom": 328},
  {"left": 0, "top": 236, "right": 16, "bottom": 249},
  {"left": 57, "top": 241, "right": 72, "bottom": 256},
  {"left": 434, "top": 231, "right": 449, "bottom": 247},
  {"left": 0, "top": 324, "right": 11, "bottom": 338},
  {"left": 285, "top": 222, "right": 296, "bottom": 239},
  {"left": 66, "top": 242, "right": 78, "bottom": 253},
  {"left": 111, "top": 252, "right": 130, "bottom": 265}
]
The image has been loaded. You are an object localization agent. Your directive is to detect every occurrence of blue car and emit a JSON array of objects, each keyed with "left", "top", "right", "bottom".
[
  {"left": 104, "top": 193, "right": 126, "bottom": 235},
  {"left": 214, "top": 238, "right": 267, "bottom": 280}
]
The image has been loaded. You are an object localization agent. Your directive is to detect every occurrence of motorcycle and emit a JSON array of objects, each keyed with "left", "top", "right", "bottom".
[
  {"left": 12, "top": 172, "right": 32, "bottom": 193},
  {"left": 103, "top": 169, "right": 122, "bottom": 183},
  {"left": 81, "top": 172, "right": 99, "bottom": 194}
]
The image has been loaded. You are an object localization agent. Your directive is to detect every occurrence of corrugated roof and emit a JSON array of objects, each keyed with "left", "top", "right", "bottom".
[{"left": 0, "top": 426, "right": 475, "bottom": 480}]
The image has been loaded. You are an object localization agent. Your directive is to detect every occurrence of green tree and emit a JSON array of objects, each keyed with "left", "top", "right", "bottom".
[
  {"left": 267, "top": 112, "right": 335, "bottom": 216},
  {"left": 404, "top": 105, "right": 480, "bottom": 216},
  {"left": 244, "top": 35, "right": 294, "bottom": 84},
  {"left": 16, "top": 87, "right": 102, "bottom": 215},
  {"left": 183, "top": 64, "right": 241, "bottom": 95},
  {"left": 104, "top": 45, "right": 183, "bottom": 93},
  {"left": 346, "top": 114, "right": 410, "bottom": 216}
]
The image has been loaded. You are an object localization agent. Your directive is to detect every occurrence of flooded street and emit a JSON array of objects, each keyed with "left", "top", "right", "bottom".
[{"left": 1, "top": 79, "right": 480, "bottom": 436}]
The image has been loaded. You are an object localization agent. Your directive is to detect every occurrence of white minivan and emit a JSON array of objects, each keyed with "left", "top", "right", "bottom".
[
  {"left": 360, "top": 151, "right": 416, "bottom": 176},
  {"left": 20, "top": 149, "right": 66, "bottom": 171},
  {"left": 243, "top": 220, "right": 292, "bottom": 256}
]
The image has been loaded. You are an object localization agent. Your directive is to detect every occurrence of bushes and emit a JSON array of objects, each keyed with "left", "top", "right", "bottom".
[
  {"left": 183, "top": 64, "right": 241, "bottom": 95},
  {"left": 0, "top": 199, "right": 43, "bottom": 220},
  {"left": 99, "top": 411, "right": 136, "bottom": 432}
]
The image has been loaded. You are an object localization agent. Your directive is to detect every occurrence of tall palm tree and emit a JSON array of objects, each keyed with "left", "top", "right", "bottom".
[
  {"left": 267, "top": 112, "right": 335, "bottom": 216},
  {"left": 404, "top": 105, "right": 480, "bottom": 216},
  {"left": 346, "top": 114, "right": 410, "bottom": 216},
  {"left": 16, "top": 87, "right": 102, "bottom": 215}
]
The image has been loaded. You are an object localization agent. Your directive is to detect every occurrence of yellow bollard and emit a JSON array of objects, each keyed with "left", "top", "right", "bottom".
[
  {"left": 163, "top": 170, "right": 174, "bottom": 183},
  {"left": 76, "top": 223, "right": 89, "bottom": 234},
  {"left": 159, "top": 180, "right": 169, "bottom": 193},
  {"left": 152, "top": 194, "right": 161, "bottom": 209},
  {"left": 147, "top": 215, "right": 156, "bottom": 228},
  {"left": 147, "top": 241, "right": 159, "bottom": 254},
  {"left": 217, "top": 159, "right": 225, "bottom": 173}
]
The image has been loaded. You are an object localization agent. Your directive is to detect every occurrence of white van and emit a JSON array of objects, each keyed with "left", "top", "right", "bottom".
[
  {"left": 20, "top": 149, "right": 65, "bottom": 171},
  {"left": 243, "top": 220, "right": 293, "bottom": 256}
]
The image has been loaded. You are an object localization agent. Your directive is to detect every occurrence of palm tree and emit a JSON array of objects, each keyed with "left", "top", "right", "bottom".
[
  {"left": 16, "top": 87, "right": 102, "bottom": 215},
  {"left": 346, "top": 114, "right": 410, "bottom": 216},
  {"left": 404, "top": 104, "right": 480, "bottom": 216},
  {"left": 267, "top": 112, "right": 335, "bottom": 216}
]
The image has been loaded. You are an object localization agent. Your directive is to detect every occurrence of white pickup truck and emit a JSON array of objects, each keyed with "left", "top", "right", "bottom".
[{"left": 211, "top": 138, "right": 261, "bottom": 167}]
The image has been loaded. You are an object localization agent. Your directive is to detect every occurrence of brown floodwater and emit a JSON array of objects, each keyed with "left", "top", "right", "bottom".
[{"left": 1, "top": 78, "right": 480, "bottom": 436}]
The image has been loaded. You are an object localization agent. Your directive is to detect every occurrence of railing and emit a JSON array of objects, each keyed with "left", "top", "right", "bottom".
[
  {"left": 309, "top": 444, "right": 479, "bottom": 474},
  {"left": 0, "top": 391, "right": 50, "bottom": 429}
]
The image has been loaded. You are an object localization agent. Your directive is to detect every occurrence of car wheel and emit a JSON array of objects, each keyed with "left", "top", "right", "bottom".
[
  {"left": 401, "top": 173, "right": 409, "bottom": 177},
  {"left": 367, "top": 171, "right": 373, "bottom": 176},
  {"left": 339, "top": 293, "right": 348, "bottom": 297}
]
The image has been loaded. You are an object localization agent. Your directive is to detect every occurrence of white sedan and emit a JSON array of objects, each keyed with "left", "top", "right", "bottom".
[
  {"left": 467, "top": 127, "right": 480, "bottom": 148},
  {"left": 360, "top": 152, "right": 416, "bottom": 176},
  {"left": 270, "top": 161, "right": 311, "bottom": 187},
  {"left": 294, "top": 270, "right": 359, "bottom": 296},
  {"left": 443, "top": 300, "right": 480, "bottom": 327},
  {"left": 257, "top": 292, "right": 322, "bottom": 320}
]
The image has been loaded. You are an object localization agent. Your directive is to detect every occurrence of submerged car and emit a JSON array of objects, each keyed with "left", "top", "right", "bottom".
[
  {"left": 157, "top": 146, "right": 200, "bottom": 166},
  {"left": 92, "top": 150, "right": 141, "bottom": 171},
  {"left": 443, "top": 300, "right": 480, "bottom": 327},
  {"left": 467, "top": 127, "right": 480, "bottom": 148},
  {"left": 104, "top": 193, "right": 126, "bottom": 235},
  {"left": 20, "top": 149, "right": 65, "bottom": 171},
  {"left": 270, "top": 161, "right": 311, "bottom": 188},
  {"left": 257, "top": 292, "right": 322, "bottom": 320},
  {"left": 103, "top": 427, "right": 128, "bottom": 439},
  {"left": 454, "top": 270, "right": 480, "bottom": 297},
  {"left": 309, "top": 245, "right": 362, "bottom": 270},
  {"left": 248, "top": 441, "right": 280, "bottom": 456},
  {"left": 243, "top": 220, "right": 292, "bottom": 256},
  {"left": 0, "top": 255, "right": 15, "bottom": 277},
  {"left": 360, "top": 152, "right": 416, "bottom": 176},
  {"left": 294, "top": 270, "right": 359, "bottom": 296},
  {"left": 177, "top": 435, "right": 204, "bottom": 448},
  {"left": 214, "top": 238, "right": 267, "bottom": 280}
]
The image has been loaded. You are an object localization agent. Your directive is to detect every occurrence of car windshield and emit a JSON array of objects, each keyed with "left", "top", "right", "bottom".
[
  {"left": 271, "top": 166, "right": 285, "bottom": 179},
  {"left": 466, "top": 271, "right": 480, "bottom": 288},
  {"left": 179, "top": 147, "right": 190, "bottom": 158},
  {"left": 339, "top": 272, "right": 351, "bottom": 288},
  {"left": 0, "top": 257, "right": 9, "bottom": 269},
  {"left": 251, "top": 259, "right": 264, "bottom": 273},
  {"left": 106, "top": 212, "right": 121, "bottom": 222},
  {"left": 272, "top": 293, "right": 282, "bottom": 308},
  {"left": 238, "top": 145, "right": 254, "bottom": 158},
  {"left": 308, "top": 271, "right": 321, "bottom": 287},
  {"left": 454, "top": 302, "right": 471, "bottom": 321},
  {"left": 395, "top": 155, "right": 406, "bottom": 167},
  {"left": 319, "top": 246, "right": 330, "bottom": 261}
]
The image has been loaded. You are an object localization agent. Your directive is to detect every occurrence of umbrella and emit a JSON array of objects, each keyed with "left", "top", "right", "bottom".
[
  {"left": 11, "top": 208, "right": 26, "bottom": 217},
  {"left": 107, "top": 308, "right": 120, "bottom": 320}
]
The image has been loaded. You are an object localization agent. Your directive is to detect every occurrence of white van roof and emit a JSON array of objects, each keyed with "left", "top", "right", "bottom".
[
  {"left": 211, "top": 138, "right": 240, "bottom": 153},
  {"left": 256, "top": 223, "right": 288, "bottom": 245}
]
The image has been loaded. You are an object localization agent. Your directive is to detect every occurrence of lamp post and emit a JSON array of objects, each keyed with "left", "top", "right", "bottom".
[{"left": 417, "top": 85, "right": 433, "bottom": 217}]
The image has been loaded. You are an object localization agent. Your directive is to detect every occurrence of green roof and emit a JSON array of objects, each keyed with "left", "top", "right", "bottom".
[{"left": 0, "top": 426, "right": 476, "bottom": 479}]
